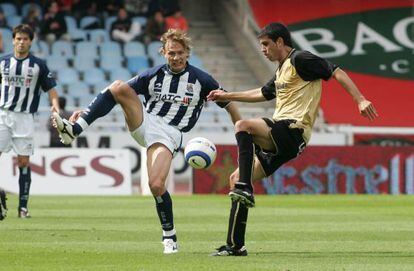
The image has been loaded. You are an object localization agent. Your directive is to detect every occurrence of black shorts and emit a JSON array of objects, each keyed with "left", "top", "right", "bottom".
[{"left": 256, "top": 118, "right": 306, "bottom": 176}]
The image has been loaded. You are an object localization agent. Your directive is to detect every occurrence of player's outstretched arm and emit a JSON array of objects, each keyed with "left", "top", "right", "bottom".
[
  {"left": 48, "top": 88, "right": 60, "bottom": 113},
  {"left": 224, "top": 102, "right": 242, "bottom": 125},
  {"left": 207, "top": 88, "right": 266, "bottom": 103},
  {"left": 333, "top": 68, "right": 378, "bottom": 121}
]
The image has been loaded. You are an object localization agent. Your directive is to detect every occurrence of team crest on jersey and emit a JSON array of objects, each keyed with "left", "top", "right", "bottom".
[
  {"left": 27, "top": 68, "right": 33, "bottom": 77},
  {"left": 185, "top": 83, "right": 194, "bottom": 96},
  {"left": 2, "top": 67, "right": 9, "bottom": 75}
]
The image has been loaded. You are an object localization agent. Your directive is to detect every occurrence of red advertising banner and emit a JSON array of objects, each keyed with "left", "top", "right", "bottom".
[
  {"left": 193, "top": 145, "right": 414, "bottom": 195},
  {"left": 248, "top": 0, "right": 414, "bottom": 127},
  {"left": 354, "top": 134, "right": 414, "bottom": 146}
]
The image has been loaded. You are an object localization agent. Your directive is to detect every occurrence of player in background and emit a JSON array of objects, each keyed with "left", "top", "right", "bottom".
[
  {"left": 52, "top": 29, "right": 241, "bottom": 254},
  {"left": 0, "top": 24, "right": 60, "bottom": 218},
  {"left": 208, "top": 22, "right": 378, "bottom": 256}
]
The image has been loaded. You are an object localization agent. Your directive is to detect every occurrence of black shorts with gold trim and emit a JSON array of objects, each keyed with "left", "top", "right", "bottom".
[{"left": 256, "top": 118, "right": 306, "bottom": 176}]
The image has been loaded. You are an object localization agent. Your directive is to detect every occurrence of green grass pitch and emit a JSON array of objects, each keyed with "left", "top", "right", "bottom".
[{"left": 1, "top": 195, "right": 413, "bottom": 271}]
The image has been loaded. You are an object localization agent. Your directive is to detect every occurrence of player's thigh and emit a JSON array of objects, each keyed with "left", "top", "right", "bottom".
[
  {"left": 146, "top": 142, "right": 173, "bottom": 185},
  {"left": 242, "top": 118, "right": 275, "bottom": 152},
  {"left": 0, "top": 124, "right": 11, "bottom": 153},
  {"left": 11, "top": 113, "right": 34, "bottom": 156},
  {"left": 110, "top": 81, "right": 144, "bottom": 131}
]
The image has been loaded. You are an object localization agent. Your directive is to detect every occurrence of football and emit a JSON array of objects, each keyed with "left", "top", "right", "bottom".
[{"left": 184, "top": 137, "right": 217, "bottom": 169}]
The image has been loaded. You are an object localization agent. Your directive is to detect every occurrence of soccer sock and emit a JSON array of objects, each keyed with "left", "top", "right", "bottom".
[
  {"left": 154, "top": 191, "right": 176, "bottom": 241},
  {"left": 72, "top": 89, "right": 117, "bottom": 135},
  {"left": 18, "top": 167, "right": 31, "bottom": 209},
  {"left": 226, "top": 199, "right": 249, "bottom": 249},
  {"left": 235, "top": 131, "right": 255, "bottom": 191}
]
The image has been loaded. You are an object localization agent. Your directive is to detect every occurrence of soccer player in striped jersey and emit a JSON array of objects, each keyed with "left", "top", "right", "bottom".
[
  {"left": 0, "top": 24, "right": 60, "bottom": 218},
  {"left": 53, "top": 29, "right": 241, "bottom": 253},
  {"left": 208, "top": 22, "right": 378, "bottom": 256}
]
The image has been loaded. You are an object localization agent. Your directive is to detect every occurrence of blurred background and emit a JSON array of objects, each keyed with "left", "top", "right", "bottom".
[{"left": 0, "top": 0, "right": 413, "bottom": 196}]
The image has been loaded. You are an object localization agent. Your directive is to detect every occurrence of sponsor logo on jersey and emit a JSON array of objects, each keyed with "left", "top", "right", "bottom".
[{"left": 154, "top": 93, "right": 193, "bottom": 105}]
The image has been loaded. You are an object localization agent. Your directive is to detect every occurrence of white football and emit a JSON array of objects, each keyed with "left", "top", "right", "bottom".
[{"left": 184, "top": 137, "right": 217, "bottom": 169}]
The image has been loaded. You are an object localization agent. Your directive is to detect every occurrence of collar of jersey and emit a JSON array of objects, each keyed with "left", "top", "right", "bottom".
[
  {"left": 164, "top": 62, "right": 189, "bottom": 76},
  {"left": 13, "top": 53, "right": 31, "bottom": 61}
]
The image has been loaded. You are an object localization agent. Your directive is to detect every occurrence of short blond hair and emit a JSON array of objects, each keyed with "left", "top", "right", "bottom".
[{"left": 160, "top": 28, "right": 192, "bottom": 54}]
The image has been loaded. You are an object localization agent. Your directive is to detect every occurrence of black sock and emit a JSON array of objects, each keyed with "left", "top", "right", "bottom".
[
  {"left": 226, "top": 199, "right": 248, "bottom": 249},
  {"left": 73, "top": 89, "right": 117, "bottom": 135},
  {"left": 154, "top": 191, "right": 176, "bottom": 241},
  {"left": 18, "top": 167, "right": 31, "bottom": 209},
  {"left": 236, "top": 131, "right": 255, "bottom": 191}
]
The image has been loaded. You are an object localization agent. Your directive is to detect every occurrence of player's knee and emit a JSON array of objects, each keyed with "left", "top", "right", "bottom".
[
  {"left": 17, "top": 157, "right": 30, "bottom": 167},
  {"left": 149, "top": 178, "right": 166, "bottom": 196},
  {"left": 235, "top": 119, "right": 250, "bottom": 132},
  {"left": 108, "top": 80, "right": 125, "bottom": 97}
]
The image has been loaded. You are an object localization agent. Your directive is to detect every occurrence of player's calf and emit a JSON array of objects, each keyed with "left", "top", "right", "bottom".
[{"left": 0, "top": 190, "right": 7, "bottom": 221}]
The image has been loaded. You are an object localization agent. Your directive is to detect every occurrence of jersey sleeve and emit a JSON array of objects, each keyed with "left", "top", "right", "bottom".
[
  {"left": 291, "top": 51, "right": 338, "bottom": 81},
  {"left": 39, "top": 61, "right": 57, "bottom": 92},
  {"left": 126, "top": 70, "right": 152, "bottom": 96},
  {"left": 202, "top": 73, "right": 229, "bottom": 108},
  {"left": 261, "top": 75, "right": 276, "bottom": 100}
]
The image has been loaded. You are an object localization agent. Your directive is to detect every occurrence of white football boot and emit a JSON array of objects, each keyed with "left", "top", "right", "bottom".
[
  {"left": 162, "top": 239, "right": 178, "bottom": 254},
  {"left": 52, "top": 112, "right": 76, "bottom": 145}
]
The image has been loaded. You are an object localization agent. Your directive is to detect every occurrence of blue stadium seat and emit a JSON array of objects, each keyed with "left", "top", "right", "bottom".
[
  {"left": 148, "top": 41, "right": 162, "bottom": 59},
  {"left": 127, "top": 56, "right": 149, "bottom": 74},
  {"left": 67, "top": 81, "right": 91, "bottom": 96},
  {"left": 65, "top": 16, "right": 77, "bottom": 32},
  {"left": 151, "top": 54, "right": 165, "bottom": 67},
  {"left": 51, "top": 41, "right": 74, "bottom": 59},
  {"left": 0, "top": 3, "right": 17, "bottom": 17},
  {"left": 105, "top": 16, "right": 117, "bottom": 32},
  {"left": 100, "top": 55, "right": 123, "bottom": 72},
  {"left": 100, "top": 41, "right": 122, "bottom": 58},
  {"left": 21, "top": 3, "right": 43, "bottom": 18},
  {"left": 80, "top": 16, "right": 100, "bottom": 29},
  {"left": 88, "top": 29, "right": 109, "bottom": 43},
  {"left": 132, "top": 16, "right": 147, "bottom": 27},
  {"left": 38, "top": 94, "right": 50, "bottom": 108},
  {"left": 91, "top": 81, "right": 111, "bottom": 94},
  {"left": 64, "top": 15, "right": 87, "bottom": 41},
  {"left": 6, "top": 15, "right": 21, "bottom": 28},
  {"left": 124, "top": 41, "right": 146, "bottom": 57},
  {"left": 77, "top": 93, "right": 97, "bottom": 107},
  {"left": 46, "top": 56, "right": 69, "bottom": 71},
  {"left": 31, "top": 40, "right": 50, "bottom": 57},
  {"left": 73, "top": 57, "right": 96, "bottom": 72},
  {"left": 189, "top": 54, "right": 204, "bottom": 69},
  {"left": 57, "top": 68, "right": 79, "bottom": 86},
  {"left": 75, "top": 41, "right": 98, "bottom": 58},
  {"left": 83, "top": 68, "right": 106, "bottom": 85},
  {"left": 109, "top": 68, "right": 132, "bottom": 82},
  {"left": 0, "top": 28, "right": 12, "bottom": 44}
]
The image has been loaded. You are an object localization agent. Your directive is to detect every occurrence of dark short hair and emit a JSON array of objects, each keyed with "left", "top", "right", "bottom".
[
  {"left": 12, "top": 24, "right": 34, "bottom": 40},
  {"left": 258, "top": 22, "right": 292, "bottom": 47}
]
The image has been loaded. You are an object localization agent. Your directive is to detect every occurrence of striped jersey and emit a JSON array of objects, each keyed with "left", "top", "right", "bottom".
[
  {"left": 0, "top": 53, "right": 56, "bottom": 113},
  {"left": 127, "top": 64, "right": 228, "bottom": 132}
]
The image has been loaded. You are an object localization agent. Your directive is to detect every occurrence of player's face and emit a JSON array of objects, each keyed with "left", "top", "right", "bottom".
[
  {"left": 163, "top": 40, "right": 189, "bottom": 73},
  {"left": 259, "top": 36, "right": 281, "bottom": 62},
  {"left": 13, "top": 32, "right": 32, "bottom": 56}
]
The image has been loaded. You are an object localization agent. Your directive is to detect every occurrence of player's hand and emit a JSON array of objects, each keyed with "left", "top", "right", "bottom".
[
  {"left": 69, "top": 110, "right": 84, "bottom": 123},
  {"left": 50, "top": 105, "right": 59, "bottom": 114},
  {"left": 358, "top": 100, "right": 378, "bottom": 121},
  {"left": 207, "top": 89, "right": 227, "bottom": 102}
]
